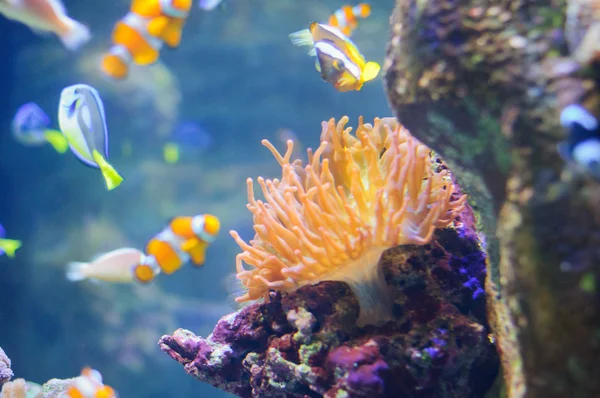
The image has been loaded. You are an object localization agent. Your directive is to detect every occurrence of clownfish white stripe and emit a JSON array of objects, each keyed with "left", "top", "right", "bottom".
[
  {"left": 121, "top": 12, "right": 164, "bottom": 51},
  {"left": 333, "top": 9, "right": 347, "bottom": 26},
  {"left": 160, "top": 0, "right": 188, "bottom": 18},
  {"left": 560, "top": 104, "right": 599, "bottom": 130},
  {"left": 139, "top": 254, "right": 161, "bottom": 273},
  {"left": 108, "top": 44, "right": 133, "bottom": 65},
  {"left": 156, "top": 229, "right": 188, "bottom": 259},
  {"left": 192, "top": 216, "right": 217, "bottom": 243},
  {"left": 314, "top": 41, "right": 361, "bottom": 78}
]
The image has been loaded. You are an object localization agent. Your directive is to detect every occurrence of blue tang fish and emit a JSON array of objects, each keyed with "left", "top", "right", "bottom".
[
  {"left": 12, "top": 102, "right": 69, "bottom": 153},
  {"left": 163, "top": 121, "right": 213, "bottom": 164},
  {"left": 58, "top": 84, "right": 124, "bottom": 190},
  {"left": 0, "top": 223, "right": 22, "bottom": 258}
]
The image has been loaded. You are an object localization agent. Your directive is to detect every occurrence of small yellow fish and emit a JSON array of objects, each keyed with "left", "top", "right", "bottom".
[
  {"left": 0, "top": 0, "right": 91, "bottom": 50},
  {"left": 163, "top": 142, "right": 180, "bottom": 164},
  {"left": 0, "top": 239, "right": 22, "bottom": 258},
  {"left": 289, "top": 22, "right": 380, "bottom": 92}
]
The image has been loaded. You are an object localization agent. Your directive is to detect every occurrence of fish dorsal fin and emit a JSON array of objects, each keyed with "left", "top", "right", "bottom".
[{"left": 362, "top": 61, "right": 381, "bottom": 82}]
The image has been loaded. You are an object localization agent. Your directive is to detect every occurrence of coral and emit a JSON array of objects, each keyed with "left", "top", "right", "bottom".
[
  {"left": 160, "top": 199, "right": 498, "bottom": 397},
  {"left": 0, "top": 378, "right": 26, "bottom": 398},
  {"left": 383, "top": 0, "right": 600, "bottom": 395},
  {"left": 230, "top": 117, "right": 466, "bottom": 325},
  {"left": 0, "top": 348, "right": 12, "bottom": 386}
]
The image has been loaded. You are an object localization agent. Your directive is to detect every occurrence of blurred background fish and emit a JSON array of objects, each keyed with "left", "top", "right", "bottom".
[
  {"left": 11, "top": 102, "right": 69, "bottom": 153},
  {"left": 0, "top": 0, "right": 90, "bottom": 50},
  {"left": 101, "top": 0, "right": 192, "bottom": 80},
  {"left": 327, "top": 3, "right": 371, "bottom": 36},
  {"left": 198, "top": 0, "right": 225, "bottom": 11},
  {"left": 65, "top": 367, "right": 117, "bottom": 398},
  {"left": 0, "top": 223, "right": 22, "bottom": 258},
  {"left": 163, "top": 121, "right": 214, "bottom": 164},
  {"left": 66, "top": 247, "right": 144, "bottom": 284}
]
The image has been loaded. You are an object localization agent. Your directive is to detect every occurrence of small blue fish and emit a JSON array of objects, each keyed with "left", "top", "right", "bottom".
[
  {"left": 58, "top": 84, "right": 124, "bottom": 190},
  {"left": 0, "top": 223, "right": 22, "bottom": 258},
  {"left": 12, "top": 102, "right": 69, "bottom": 153},
  {"left": 559, "top": 104, "right": 600, "bottom": 180},
  {"left": 164, "top": 121, "right": 213, "bottom": 164}
]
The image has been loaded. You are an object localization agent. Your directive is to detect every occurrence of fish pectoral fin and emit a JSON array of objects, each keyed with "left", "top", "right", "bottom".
[
  {"left": 289, "top": 29, "right": 314, "bottom": 48},
  {"left": 188, "top": 245, "right": 207, "bottom": 266},
  {"left": 362, "top": 61, "right": 381, "bottom": 82},
  {"left": 180, "top": 237, "right": 201, "bottom": 252},
  {"left": 0, "top": 239, "right": 22, "bottom": 258},
  {"left": 91, "top": 150, "right": 124, "bottom": 191},
  {"left": 181, "top": 238, "right": 208, "bottom": 266},
  {"left": 162, "top": 24, "right": 184, "bottom": 48},
  {"left": 147, "top": 16, "right": 170, "bottom": 37},
  {"left": 43, "top": 129, "right": 69, "bottom": 153}
]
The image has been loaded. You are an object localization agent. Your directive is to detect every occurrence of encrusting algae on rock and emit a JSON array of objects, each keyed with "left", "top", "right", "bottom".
[{"left": 230, "top": 116, "right": 466, "bottom": 325}]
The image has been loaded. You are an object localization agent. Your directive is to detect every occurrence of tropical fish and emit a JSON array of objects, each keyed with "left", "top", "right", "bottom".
[
  {"left": 58, "top": 84, "right": 124, "bottom": 190},
  {"left": 0, "top": 0, "right": 90, "bottom": 50},
  {"left": 132, "top": 214, "right": 220, "bottom": 283},
  {"left": 12, "top": 102, "right": 69, "bottom": 153},
  {"left": 198, "top": 0, "right": 225, "bottom": 10},
  {"left": 66, "top": 247, "right": 144, "bottom": 284},
  {"left": 327, "top": 3, "right": 371, "bottom": 37},
  {"left": 289, "top": 22, "right": 380, "bottom": 92},
  {"left": 559, "top": 104, "right": 600, "bottom": 180},
  {"left": 65, "top": 367, "right": 117, "bottom": 398},
  {"left": 163, "top": 121, "right": 213, "bottom": 163},
  {"left": 0, "top": 223, "right": 22, "bottom": 258},
  {"left": 101, "top": 0, "right": 192, "bottom": 80}
]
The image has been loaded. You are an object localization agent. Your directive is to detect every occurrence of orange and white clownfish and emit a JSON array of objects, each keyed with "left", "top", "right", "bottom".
[
  {"left": 129, "top": 0, "right": 192, "bottom": 47},
  {"left": 101, "top": 0, "right": 192, "bottom": 80},
  {"left": 327, "top": 3, "right": 371, "bottom": 37},
  {"left": 65, "top": 367, "right": 117, "bottom": 398},
  {"left": 132, "top": 214, "right": 220, "bottom": 283},
  {"left": 289, "top": 22, "right": 380, "bottom": 92}
]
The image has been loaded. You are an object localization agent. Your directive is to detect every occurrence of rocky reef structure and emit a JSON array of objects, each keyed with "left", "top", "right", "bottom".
[
  {"left": 160, "top": 117, "right": 498, "bottom": 397},
  {"left": 0, "top": 348, "right": 13, "bottom": 387},
  {"left": 383, "top": 0, "right": 600, "bottom": 396}
]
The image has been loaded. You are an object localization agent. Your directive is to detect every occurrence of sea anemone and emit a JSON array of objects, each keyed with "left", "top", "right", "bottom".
[{"left": 230, "top": 117, "right": 466, "bottom": 326}]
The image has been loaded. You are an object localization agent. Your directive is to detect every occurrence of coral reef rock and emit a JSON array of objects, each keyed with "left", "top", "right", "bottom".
[
  {"left": 384, "top": 0, "right": 600, "bottom": 396},
  {"left": 0, "top": 348, "right": 13, "bottom": 386},
  {"left": 160, "top": 202, "right": 498, "bottom": 397}
]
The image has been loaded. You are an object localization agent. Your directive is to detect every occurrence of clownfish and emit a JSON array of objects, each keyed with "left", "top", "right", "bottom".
[
  {"left": 133, "top": 214, "right": 220, "bottom": 283},
  {"left": 289, "top": 22, "right": 380, "bottom": 92},
  {"left": 65, "top": 367, "right": 117, "bottom": 398},
  {"left": 559, "top": 104, "right": 600, "bottom": 180},
  {"left": 328, "top": 3, "right": 371, "bottom": 37},
  {"left": 101, "top": 0, "right": 192, "bottom": 80}
]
